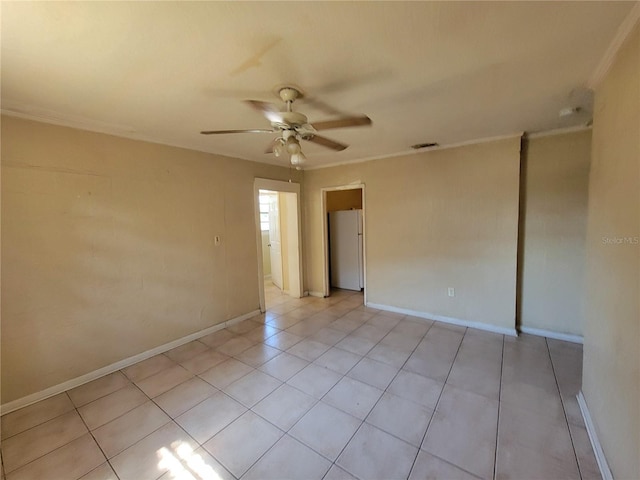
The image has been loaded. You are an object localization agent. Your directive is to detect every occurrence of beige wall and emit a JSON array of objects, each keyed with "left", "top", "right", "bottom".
[
  {"left": 304, "top": 137, "right": 522, "bottom": 331},
  {"left": 519, "top": 130, "right": 591, "bottom": 336},
  {"left": 1, "top": 116, "right": 298, "bottom": 404},
  {"left": 326, "top": 188, "right": 363, "bottom": 212},
  {"left": 582, "top": 23, "right": 639, "bottom": 480}
]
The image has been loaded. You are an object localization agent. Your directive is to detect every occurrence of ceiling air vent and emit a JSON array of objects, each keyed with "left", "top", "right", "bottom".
[{"left": 411, "top": 142, "right": 439, "bottom": 150}]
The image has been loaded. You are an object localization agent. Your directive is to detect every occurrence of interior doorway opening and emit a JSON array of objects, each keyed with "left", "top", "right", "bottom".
[
  {"left": 321, "top": 185, "right": 366, "bottom": 301},
  {"left": 254, "top": 179, "right": 303, "bottom": 312}
]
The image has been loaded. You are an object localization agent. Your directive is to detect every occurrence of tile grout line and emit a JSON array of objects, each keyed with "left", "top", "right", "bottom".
[
  {"left": 234, "top": 296, "right": 365, "bottom": 480},
  {"left": 72, "top": 390, "right": 125, "bottom": 480},
  {"left": 171, "top": 415, "right": 237, "bottom": 479},
  {"left": 217, "top": 293, "right": 363, "bottom": 478},
  {"left": 10, "top": 389, "right": 123, "bottom": 480},
  {"left": 405, "top": 328, "right": 460, "bottom": 478},
  {"left": 117, "top": 312, "right": 326, "bottom": 480},
  {"left": 288, "top": 302, "right": 377, "bottom": 479},
  {"left": 316, "top": 313, "right": 436, "bottom": 480},
  {"left": 83, "top": 360, "right": 230, "bottom": 480},
  {"left": 492, "top": 334, "right": 506, "bottom": 480},
  {"left": 545, "top": 338, "right": 584, "bottom": 480},
  {"left": 250, "top": 303, "right": 412, "bottom": 478},
  {"left": 406, "top": 326, "right": 476, "bottom": 480},
  {"left": 243, "top": 396, "right": 323, "bottom": 479}
]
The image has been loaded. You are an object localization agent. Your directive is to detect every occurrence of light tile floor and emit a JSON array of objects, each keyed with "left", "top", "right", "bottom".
[{"left": 0, "top": 284, "right": 600, "bottom": 480}]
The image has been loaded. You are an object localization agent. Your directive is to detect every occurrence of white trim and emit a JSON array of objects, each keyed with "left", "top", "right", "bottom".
[
  {"left": 587, "top": 2, "right": 640, "bottom": 89},
  {"left": 519, "top": 326, "right": 583, "bottom": 344},
  {"left": 0, "top": 309, "right": 260, "bottom": 416},
  {"left": 526, "top": 125, "right": 592, "bottom": 140},
  {"left": 307, "top": 291, "right": 325, "bottom": 298},
  {"left": 366, "top": 302, "right": 518, "bottom": 337},
  {"left": 306, "top": 132, "right": 524, "bottom": 170},
  {"left": 577, "top": 391, "right": 613, "bottom": 480}
]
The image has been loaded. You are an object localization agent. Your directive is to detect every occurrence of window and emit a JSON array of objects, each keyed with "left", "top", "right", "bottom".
[{"left": 259, "top": 194, "right": 271, "bottom": 231}]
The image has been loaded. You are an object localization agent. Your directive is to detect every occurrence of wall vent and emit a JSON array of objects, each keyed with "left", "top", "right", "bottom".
[{"left": 411, "top": 142, "right": 439, "bottom": 149}]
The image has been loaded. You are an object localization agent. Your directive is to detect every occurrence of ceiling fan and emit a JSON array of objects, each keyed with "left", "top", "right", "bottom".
[{"left": 200, "top": 87, "right": 372, "bottom": 169}]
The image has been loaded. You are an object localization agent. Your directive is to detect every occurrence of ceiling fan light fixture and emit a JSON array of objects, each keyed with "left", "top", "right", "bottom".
[
  {"left": 290, "top": 151, "right": 306, "bottom": 166},
  {"left": 273, "top": 138, "right": 286, "bottom": 157},
  {"left": 286, "top": 136, "right": 301, "bottom": 154}
]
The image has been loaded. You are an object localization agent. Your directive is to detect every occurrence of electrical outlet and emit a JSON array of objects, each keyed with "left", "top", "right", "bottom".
[
  {"left": 214, "top": 235, "right": 221, "bottom": 246},
  {"left": 448, "top": 287, "right": 455, "bottom": 297}
]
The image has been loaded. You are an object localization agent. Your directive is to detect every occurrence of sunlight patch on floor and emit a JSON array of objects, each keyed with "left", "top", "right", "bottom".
[{"left": 157, "top": 441, "right": 224, "bottom": 480}]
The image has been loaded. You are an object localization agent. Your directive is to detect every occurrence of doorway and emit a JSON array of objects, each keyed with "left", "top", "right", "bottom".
[
  {"left": 254, "top": 179, "right": 303, "bottom": 312},
  {"left": 259, "top": 190, "right": 283, "bottom": 290},
  {"left": 321, "top": 185, "right": 366, "bottom": 300}
]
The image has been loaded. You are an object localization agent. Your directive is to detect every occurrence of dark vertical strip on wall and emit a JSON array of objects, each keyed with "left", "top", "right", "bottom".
[{"left": 515, "top": 135, "right": 529, "bottom": 330}]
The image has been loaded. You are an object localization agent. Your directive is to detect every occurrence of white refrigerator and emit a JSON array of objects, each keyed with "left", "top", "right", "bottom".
[{"left": 329, "top": 209, "right": 364, "bottom": 291}]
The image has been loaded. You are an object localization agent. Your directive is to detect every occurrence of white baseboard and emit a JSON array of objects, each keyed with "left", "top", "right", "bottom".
[
  {"left": 307, "top": 291, "right": 325, "bottom": 298},
  {"left": 0, "top": 309, "right": 261, "bottom": 416},
  {"left": 577, "top": 391, "right": 613, "bottom": 480},
  {"left": 365, "top": 302, "right": 518, "bottom": 337},
  {"left": 519, "top": 326, "right": 583, "bottom": 344}
]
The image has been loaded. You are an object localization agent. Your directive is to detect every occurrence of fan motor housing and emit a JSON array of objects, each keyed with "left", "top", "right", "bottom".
[{"left": 272, "top": 111, "right": 308, "bottom": 128}]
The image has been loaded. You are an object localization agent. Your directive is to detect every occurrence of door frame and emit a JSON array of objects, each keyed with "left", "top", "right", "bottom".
[
  {"left": 320, "top": 184, "right": 367, "bottom": 302},
  {"left": 254, "top": 178, "right": 303, "bottom": 312}
]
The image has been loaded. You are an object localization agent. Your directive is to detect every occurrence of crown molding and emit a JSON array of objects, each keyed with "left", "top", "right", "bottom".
[
  {"left": 525, "top": 125, "right": 592, "bottom": 140},
  {"left": 305, "top": 132, "right": 524, "bottom": 171},
  {"left": 587, "top": 2, "right": 640, "bottom": 89}
]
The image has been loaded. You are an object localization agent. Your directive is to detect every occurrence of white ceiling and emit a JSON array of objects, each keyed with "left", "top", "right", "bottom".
[{"left": 1, "top": 1, "right": 634, "bottom": 168}]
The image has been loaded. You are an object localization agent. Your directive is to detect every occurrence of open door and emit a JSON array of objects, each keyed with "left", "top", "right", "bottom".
[
  {"left": 268, "top": 193, "right": 283, "bottom": 289},
  {"left": 329, "top": 209, "right": 363, "bottom": 291}
]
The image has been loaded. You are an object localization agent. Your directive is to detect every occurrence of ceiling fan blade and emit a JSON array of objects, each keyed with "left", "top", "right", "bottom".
[
  {"left": 200, "top": 129, "right": 273, "bottom": 135},
  {"left": 245, "top": 100, "right": 283, "bottom": 123},
  {"left": 302, "top": 95, "right": 346, "bottom": 117},
  {"left": 304, "top": 134, "right": 348, "bottom": 151},
  {"left": 312, "top": 116, "right": 372, "bottom": 131}
]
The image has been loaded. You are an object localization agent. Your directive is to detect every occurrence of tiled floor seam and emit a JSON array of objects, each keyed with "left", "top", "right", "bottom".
[
  {"left": 545, "top": 337, "right": 584, "bottom": 480},
  {"left": 276, "top": 309, "right": 422, "bottom": 479},
  {"left": 85, "top": 388, "right": 188, "bottom": 480},
  {"left": 3, "top": 418, "right": 92, "bottom": 479},
  {"left": 74, "top": 381, "right": 165, "bottom": 480},
  {"left": 249, "top": 396, "right": 322, "bottom": 436},
  {"left": 74, "top": 401, "right": 111, "bottom": 468},
  {"left": 323, "top": 317, "right": 439, "bottom": 479},
  {"left": 406, "top": 326, "right": 468, "bottom": 479},
  {"left": 150, "top": 373, "right": 282, "bottom": 478},
  {"left": 0, "top": 391, "right": 76, "bottom": 442}
]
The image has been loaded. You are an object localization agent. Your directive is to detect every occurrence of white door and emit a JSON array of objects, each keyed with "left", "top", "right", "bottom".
[
  {"left": 330, "top": 210, "right": 361, "bottom": 291},
  {"left": 268, "top": 194, "right": 283, "bottom": 289}
]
